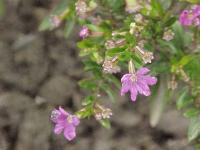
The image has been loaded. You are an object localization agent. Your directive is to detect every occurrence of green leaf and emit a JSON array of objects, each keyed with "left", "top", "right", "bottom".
[
  {"left": 79, "top": 79, "right": 97, "bottom": 90},
  {"left": 100, "top": 83, "right": 115, "bottom": 102},
  {"left": 106, "top": 47, "right": 126, "bottom": 57},
  {"left": 150, "top": 0, "right": 164, "bottom": 17},
  {"left": 172, "top": 22, "right": 193, "bottom": 50},
  {"left": 164, "top": 17, "right": 177, "bottom": 27},
  {"left": 179, "top": 55, "right": 192, "bottom": 66},
  {"left": 99, "top": 119, "right": 111, "bottom": 129},
  {"left": 150, "top": 77, "right": 169, "bottom": 127},
  {"left": 176, "top": 87, "right": 193, "bottom": 110},
  {"left": 76, "top": 106, "right": 93, "bottom": 119},
  {"left": 185, "top": 55, "right": 200, "bottom": 85},
  {"left": 102, "top": 0, "right": 125, "bottom": 12},
  {"left": 188, "top": 117, "right": 200, "bottom": 141},
  {"left": 39, "top": 0, "right": 69, "bottom": 31},
  {"left": 64, "top": 17, "right": 76, "bottom": 38},
  {"left": 104, "top": 75, "right": 121, "bottom": 89},
  {"left": 87, "top": 24, "right": 105, "bottom": 32},
  {"left": 82, "top": 95, "right": 95, "bottom": 106},
  {"left": 184, "top": 108, "right": 200, "bottom": 118},
  {"left": 83, "top": 60, "right": 101, "bottom": 71}
]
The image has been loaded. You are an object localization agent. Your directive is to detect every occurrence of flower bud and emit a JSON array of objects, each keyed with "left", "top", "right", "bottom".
[{"left": 163, "top": 30, "right": 175, "bottom": 41}]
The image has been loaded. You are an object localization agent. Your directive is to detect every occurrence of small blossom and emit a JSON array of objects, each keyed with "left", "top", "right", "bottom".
[
  {"left": 135, "top": 46, "right": 154, "bottom": 64},
  {"left": 142, "top": 51, "right": 154, "bottom": 64},
  {"left": 103, "top": 57, "right": 120, "bottom": 74},
  {"left": 129, "top": 22, "right": 143, "bottom": 36},
  {"left": 134, "top": 14, "right": 143, "bottom": 23},
  {"left": 162, "top": 30, "right": 175, "bottom": 41},
  {"left": 105, "top": 40, "right": 116, "bottom": 49},
  {"left": 125, "top": 0, "right": 142, "bottom": 13},
  {"left": 50, "top": 15, "right": 61, "bottom": 28},
  {"left": 50, "top": 107, "right": 80, "bottom": 141},
  {"left": 75, "top": 0, "right": 88, "bottom": 18},
  {"left": 168, "top": 75, "right": 178, "bottom": 90},
  {"left": 121, "top": 67, "right": 157, "bottom": 102},
  {"left": 129, "top": 22, "right": 136, "bottom": 35},
  {"left": 94, "top": 104, "right": 113, "bottom": 120},
  {"left": 79, "top": 26, "right": 90, "bottom": 39}
]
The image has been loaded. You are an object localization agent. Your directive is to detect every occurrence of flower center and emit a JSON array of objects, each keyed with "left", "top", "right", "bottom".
[
  {"left": 67, "top": 115, "right": 73, "bottom": 123},
  {"left": 130, "top": 74, "right": 137, "bottom": 82}
]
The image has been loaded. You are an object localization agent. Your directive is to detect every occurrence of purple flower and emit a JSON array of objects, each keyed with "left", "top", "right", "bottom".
[
  {"left": 194, "top": 17, "right": 200, "bottom": 26},
  {"left": 50, "top": 107, "right": 80, "bottom": 141},
  {"left": 192, "top": 5, "right": 200, "bottom": 17},
  {"left": 121, "top": 67, "right": 157, "bottom": 102},
  {"left": 79, "top": 26, "right": 90, "bottom": 39},
  {"left": 179, "top": 10, "right": 193, "bottom": 26},
  {"left": 179, "top": 6, "right": 200, "bottom": 26}
]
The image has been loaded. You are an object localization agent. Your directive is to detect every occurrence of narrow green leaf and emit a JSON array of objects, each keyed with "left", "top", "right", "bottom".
[
  {"left": 104, "top": 75, "right": 121, "bottom": 89},
  {"left": 106, "top": 47, "right": 126, "bottom": 57},
  {"left": 188, "top": 117, "right": 200, "bottom": 141},
  {"left": 82, "top": 95, "right": 95, "bottom": 106},
  {"left": 100, "top": 84, "right": 115, "bottom": 102},
  {"left": 184, "top": 108, "right": 200, "bottom": 118},
  {"left": 176, "top": 88, "right": 193, "bottom": 110},
  {"left": 64, "top": 18, "right": 76, "bottom": 38},
  {"left": 39, "top": 0, "right": 69, "bottom": 31},
  {"left": 99, "top": 119, "right": 111, "bottom": 129},
  {"left": 79, "top": 79, "right": 97, "bottom": 90}
]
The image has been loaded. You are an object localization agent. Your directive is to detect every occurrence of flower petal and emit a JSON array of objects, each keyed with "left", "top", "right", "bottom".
[
  {"left": 59, "top": 107, "right": 69, "bottom": 116},
  {"left": 64, "top": 125, "right": 76, "bottom": 141},
  {"left": 143, "top": 75, "right": 157, "bottom": 85},
  {"left": 136, "top": 80, "right": 151, "bottom": 96},
  {"left": 121, "top": 82, "right": 131, "bottom": 96},
  {"left": 137, "top": 67, "right": 150, "bottom": 75},
  {"left": 54, "top": 123, "right": 64, "bottom": 135},
  {"left": 130, "top": 86, "right": 138, "bottom": 101},
  {"left": 121, "top": 74, "right": 132, "bottom": 82},
  {"left": 72, "top": 116, "right": 80, "bottom": 126}
]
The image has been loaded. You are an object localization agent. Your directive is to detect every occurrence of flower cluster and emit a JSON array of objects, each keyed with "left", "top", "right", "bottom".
[
  {"left": 179, "top": 6, "right": 200, "bottom": 26},
  {"left": 45, "top": 0, "right": 200, "bottom": 144}
]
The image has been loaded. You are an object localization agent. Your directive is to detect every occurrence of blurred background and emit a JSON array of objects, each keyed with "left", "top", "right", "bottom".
[{"left": 0, "top": 0, "right": 195, "bottom": 150}]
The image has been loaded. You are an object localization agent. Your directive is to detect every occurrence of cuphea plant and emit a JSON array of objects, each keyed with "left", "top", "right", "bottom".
[{"left": 40, "top": 0, "right": 200, "bottom": 147}]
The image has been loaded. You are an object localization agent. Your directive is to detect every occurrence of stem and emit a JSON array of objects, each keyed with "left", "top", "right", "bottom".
[{"left": 128, "top": 59, "right": 135, "bottom": 74}]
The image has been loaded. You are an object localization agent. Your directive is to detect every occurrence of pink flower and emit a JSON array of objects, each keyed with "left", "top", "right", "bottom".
[
  {"left": 79, "top": 26, "right": 90, "bottom": 38},
  {"left": 179, "top": 10, "right": 193, "bottom": 26},
  {"left": 50, "top": 107, "right": 80, "bottom": 141},
  {"left": 179, "top": 6, "right": 200, "bottom": 26},
  {"left": 192, "top": 5, "right": 200, "bottom": 17},
  {"left": 121, "top": 67, "right": 157, "bottom": 102},
  {"left": 194, "top": 17, "right": 200, "bottom": 26}
]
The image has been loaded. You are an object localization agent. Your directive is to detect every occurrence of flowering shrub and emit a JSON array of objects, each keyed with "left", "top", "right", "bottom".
[{"left": 40, "top": 0, "right": 200, "bottom": 147}]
